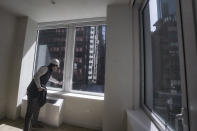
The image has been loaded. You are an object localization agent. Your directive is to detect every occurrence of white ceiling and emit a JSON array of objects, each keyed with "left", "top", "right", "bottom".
[{"left": 0, "top": 0, "right": 129, "bottom": 22}]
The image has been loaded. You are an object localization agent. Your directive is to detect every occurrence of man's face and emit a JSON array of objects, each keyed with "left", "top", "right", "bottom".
[{"left": 52, "top": 65, "right": 58, "bottom": 72}]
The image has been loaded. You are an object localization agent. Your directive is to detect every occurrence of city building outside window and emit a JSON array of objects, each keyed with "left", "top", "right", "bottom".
[{"left": 72, "top": 25, "right": 106, "bottom": 94}]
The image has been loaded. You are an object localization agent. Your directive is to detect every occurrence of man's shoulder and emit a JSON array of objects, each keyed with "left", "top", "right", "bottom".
[
  {"left": 39, "top": 66, "right": 48, "bottom": 70},
  {"left": 37, "top": 66, "right": 48, "bottom": 73}
]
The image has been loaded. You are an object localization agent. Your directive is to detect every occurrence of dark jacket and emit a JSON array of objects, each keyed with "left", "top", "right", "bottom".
[{"left": 27, "top": 66, "right": 52, "bottom": 105}]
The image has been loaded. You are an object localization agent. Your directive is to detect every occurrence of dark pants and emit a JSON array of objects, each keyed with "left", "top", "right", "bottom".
[{"left": 23, "top": 96, "right": 41, "bottom": 131}]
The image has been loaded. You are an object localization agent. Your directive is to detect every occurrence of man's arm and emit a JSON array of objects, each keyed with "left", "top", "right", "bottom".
[
  {"left": 34, "top": 66, "right": 48, "bottom": 91},
  {"left": 49, "top": 76, "right": 63, "bottom": 85}
]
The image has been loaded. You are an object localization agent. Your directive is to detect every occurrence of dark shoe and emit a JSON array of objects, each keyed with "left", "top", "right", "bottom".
[{"left": 32, "top": 123, "right": 44, "bottom": 129}]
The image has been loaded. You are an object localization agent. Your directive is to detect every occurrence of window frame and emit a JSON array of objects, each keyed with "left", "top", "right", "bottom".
[
  {"left": 34, "top": 18, "right": 106, "bottom": 96},
  {"left": 139, "top": 0, "right": 189, "bottom": 130},
  {"left": 139, "top": 1, "right": 168, "bottom": 130}
]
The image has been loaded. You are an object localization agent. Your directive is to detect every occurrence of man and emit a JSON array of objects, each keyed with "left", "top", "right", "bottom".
[{"left": 24, "top": 58, "right": 62, "bottom": 131}]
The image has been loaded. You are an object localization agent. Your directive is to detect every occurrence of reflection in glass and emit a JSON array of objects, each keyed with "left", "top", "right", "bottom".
[{"left": 143, "top": 0, "right": 182, "bottom": 130}]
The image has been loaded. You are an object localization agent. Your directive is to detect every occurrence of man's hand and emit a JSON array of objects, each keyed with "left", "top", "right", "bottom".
[
  {"left": 58, "top": 81, "right": 63, "bottom": 85},
  {"left": 38, "top": 87, "right": 43, "bottom": 92},
  {"left": 38, "top": 87, "right": 46, "bottom": 92}
]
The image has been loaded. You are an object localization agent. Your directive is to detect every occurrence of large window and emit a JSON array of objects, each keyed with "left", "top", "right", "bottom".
[
  {"left": 35, "top": 28, "right": 67, "bottom": 89},
  {"left": 34, "top": 20, "right": 106, "bottom": 95},
  {"left": 72, "top": 25, "right": 106, "bottom": 94},
  {"left": 142, "top": 0, "right": 184, "bottom": 130}
]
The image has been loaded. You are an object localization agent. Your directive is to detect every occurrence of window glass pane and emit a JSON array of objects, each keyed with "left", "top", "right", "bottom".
[
  {"left": 72, "top": 25, "right": 106, "bottom": 93},
  {"left": 35, "top": 28, "right": 67, "bottom": 89},
  {"left": 143, "top": 0, "right": 182, "bottom": 129}
]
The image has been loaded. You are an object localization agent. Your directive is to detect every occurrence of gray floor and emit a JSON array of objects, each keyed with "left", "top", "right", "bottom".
[{"left": 0, "top": 118, "right": 100, "bottom": 131}]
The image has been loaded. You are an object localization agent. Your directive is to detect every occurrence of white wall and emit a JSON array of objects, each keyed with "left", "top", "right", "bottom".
[
  {"left": 62, "top": 94, "right": 104, "bottom": 130},
  {"left": 17, "top": 18, "right": 37, "bottom": 108},
  {"left": 103, "top": 4, "right": 134, "bottom": 131},
  {"left": 6, "top": 17, "right": 27, "bottom": 119},
  {"left": 0, "top": 9, "right": 17, "bottom": 119},
  {"left": 6, "top": 17, "right": 38, "bottom": 120}
]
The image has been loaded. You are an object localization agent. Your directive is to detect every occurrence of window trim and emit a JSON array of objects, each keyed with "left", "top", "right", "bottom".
[
  {"left": 139, "top": 1, "right": 168, "bottom": 130},
  {"left": 38, "top": 17, "right": 106, "bottom": 30},
  {"left": 34, "top": 18, "right": 106, "bottom": 96}
]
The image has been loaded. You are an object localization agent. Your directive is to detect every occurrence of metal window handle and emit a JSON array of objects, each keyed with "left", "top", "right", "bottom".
[{"left": 175, "top": 108, "right": 185, "bottom": 131}]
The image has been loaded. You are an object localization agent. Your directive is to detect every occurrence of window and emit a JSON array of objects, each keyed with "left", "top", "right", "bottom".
[
  {"left": 35, "top": 19, "right": 106, "bottom": 95},
  {"left": 72, "top": 25, "right": 106, "bottom": 94},
  {"left": 141, "top": 0, "right": 184, "bottom": 130},
  {"left": 35, "top": 28, "right": 67, "bottom": 89}
]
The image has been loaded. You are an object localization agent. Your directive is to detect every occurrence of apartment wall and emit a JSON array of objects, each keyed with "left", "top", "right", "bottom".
[
  {"left": 0, "top": 9, "right": 17, "bottom": 119},
  {"left": 7, "top": 18, "right": 37, "bottom": 120},
  {"left": 61, "top": 94, "right": 104, "bottom": 129},
  {"left": 17, "top": 18, "right": 37, "bottom": 111},
  {"left": 6, "top": 17, "right": 27, "bottom": 119},
  {"left": 0, "top": 9, "right": 33, "bottom": 120},
  {"left": 6, "top": 17, "right": 37, "bottom": 120},
  {"left": 103, "top": 4, "right": 134, "bottom": 131}
]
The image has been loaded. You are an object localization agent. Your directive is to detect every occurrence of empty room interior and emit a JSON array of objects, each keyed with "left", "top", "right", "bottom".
[{"left": 0, "top": 0, "right": 197, "bottom": 131}]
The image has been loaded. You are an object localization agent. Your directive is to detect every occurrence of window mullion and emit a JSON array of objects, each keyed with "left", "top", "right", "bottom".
[{"left": 63, "top": 25, "right": 76, "bottom": 92}]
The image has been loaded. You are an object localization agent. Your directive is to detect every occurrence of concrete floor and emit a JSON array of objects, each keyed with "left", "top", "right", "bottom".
[{"left": 0, "top": 118, "right": 100, "bottom": 131}]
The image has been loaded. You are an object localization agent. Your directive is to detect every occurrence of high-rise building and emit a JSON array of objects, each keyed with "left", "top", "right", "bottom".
[
  {"left": 97, "top": 25, "right": 106, "bottom": 85},
  {"left": 73, "top": 27, "right": 90, "bottom": 86},
  {"left": 88, "top": 27, "right": 95, "bottom": 83},
  {"left": 73, "top": 25, "right": 106, "bottom": 92}
]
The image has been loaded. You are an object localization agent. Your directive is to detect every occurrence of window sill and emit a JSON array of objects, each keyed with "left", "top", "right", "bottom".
[{"left": 47, "top": 90, "right": 104, "bottom": 101}]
